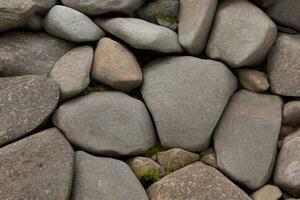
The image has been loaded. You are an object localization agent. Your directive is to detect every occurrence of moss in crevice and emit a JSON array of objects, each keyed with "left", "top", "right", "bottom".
[
  {"left": 137, "top": 170, "right": 161, "bottom": 187},
  {"left": 154, "top": 11, "right": 177, "bottom": 25},
  {"left": 80, "top": 80, "right": 110, "bottom": 96},
  {"left": 144, "top": 145, "right": 167, "bottom": 158}
]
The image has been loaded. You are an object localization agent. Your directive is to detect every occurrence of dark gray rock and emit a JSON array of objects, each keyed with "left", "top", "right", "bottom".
[
  {"left": 0, "top": 128, "right": 74, "bottom": 200},
  {"left": 141, "top": 56, "right": 237, "bottom": 152},
  {"left": 0, "top": 75, "right": 60, "bottom": 146},
  {"left": 214, "top": 90, "right": 283, "bottom": 190},
  {"left": 147, "top": 161, "right": 252, "bottom": 200},
  {"left": 72, "top": 151, "right": 149, "bottom": 200},
  {"left": 52, "top": 91, "right": 156, "bottom": 156},
  {"left": 0, "top": 31, "right": 74, "bottom": 76},
  {"left": 26, "top": 14, "right": 43, "bottom": 31},
  {"left": 283, "top": 101, "right": 300, "bottom": 126}
]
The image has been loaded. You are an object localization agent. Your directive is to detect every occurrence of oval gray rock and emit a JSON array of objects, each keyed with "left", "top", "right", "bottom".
[
  {"left": 283, "top": 101, "right": 300, "bottom": 126},
  {"left": 236, "top": 68, "right": 270, "bottom": 92},
  {"left": 0, "top": 75, "right": 60, "bottom": 146},
  {"left": 52, "top": 91, "right": 156, "bottom": 156},
  {"left": 141, "top": 56, "right": 237, "bottom": 152},
  {"left": 214, "top": 90, "right": 283, "bottom": 190},
  {"left": 0, "top": 128, "right": 74, "bottom": 200}
]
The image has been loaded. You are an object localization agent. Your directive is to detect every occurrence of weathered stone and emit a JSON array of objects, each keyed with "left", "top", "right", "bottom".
[
  {"left": 283, "top": 101, "right": 300, "bottom": 126},
  {"left": 236, "top": 68, "right": 270, "bottom": 92},
  {"left": 251, "top": 185, "right": 282, "bottom": 200},
  {"left": 267, "top": 34, "right": 300, "bottom": 96},
  {"left": 200, "top": 148, "right": 218, "bottom": 168},
  {"left": 72, "top": 151, "right": 149, "bottom": 200},
  {"left": 206, "top": 0, "right": 277, "bottom": 68},
  {"left": 0, "top": 75, "right": 59, "bottom": 146},
  {"left": 50, "top": 46, "right": 93, "bottom": 101},
  {"left": 91, "top": 38, "right": 142, "bottom": 92},
  {"left": 44, "top": 5, "right": 104, "bottom": 42},
  {"left": 147, "top": 161, "right": 251, "bottom": 200},
  {"left": 0, "top": 31, "right": 74, "bottom": 76},
  {"left": 53, "top": 91, "right": 156, "bottom": 156},
  {"left": 280, "top": 126, "right": 296, "bottom": 139},
  {"left": 26, "top": 14, "right": 43, "bottom": 31},
  {"left": 62, "top": 0, "right": 144, "bottom": 15},
  {"left": 178, "top": 0, "right": 218, "bottom": 55},
  {"left": 95, "top": 17, "right": 183, "bottom": 53},
  {"left": 0, "top": 128, "right": 74, "bottom": 200},
  {"left": 141, "top": 56, "right": 237, "bottom": 151},
  {"left": 214, "top": 90, "right": 283, "bottom": 190}
]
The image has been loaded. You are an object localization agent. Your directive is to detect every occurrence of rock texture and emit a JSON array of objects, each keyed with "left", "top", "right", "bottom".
[
  {"left": 236, "top": 68, "right": 270, "bottom": 92},
  {"left": 206, "top": 0, "right": 277, "bottom": 68},
  {"left": 0, "top": 75, "right": 59, "bottom": 146},
  {"left": 141, "top": 56, "right": 237, "bottom": 151},
  {"left": 214, "top": 90, "right": 283, "bottom": 190},
  {"left": 283, "top": 101, "right": 300, "bottom": 126},
  {"left": 251, "top": 185, "right": 282, "bottom": 200},
  {"left": 0, "top": 128, "right": 74, "bottom": 200}
]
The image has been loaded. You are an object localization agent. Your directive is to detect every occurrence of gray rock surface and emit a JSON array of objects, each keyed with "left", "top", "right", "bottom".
[
  {"left": 50, "top": 46, "right": 93, "bottom": 101},
  {"left": 0, "top": 31, "right": 74, "bottom": 76},
  {"left": 26, "top": 14, "right": 43, "bottom": 31},
  {"left": 141, "top": 56, "right": 237, "bottom": 152},
  {"left": 274, "top": 130, "right": 300, "bottom": 197},
  {"left": 251, "top": 185, "right": 282, "bottom": 200},
  {"left": 283, "top": 101, "right": 300, "bottom": 126},
  {"left": 0, "top": 128, "right": 74, "bottom": 200},
  {"left": 95, "top": 17, "right": 183, "bottom": 53},
  {"left": 214, "top": 90, "right": 283, "bottom": 190},
  {"left": 178, "top": 0, "right": 218, "bottom": 55},
  {"left": 53, "top": 91, "right": 156, "bottom": 156},
  {"left": 268, "top": 34, "right": 300, "bottom": 97},
  {"left": 62, "top": 0, "right": 144, "bottom": 16},
  {"left": 44, "top": 5, "right": 104, "bottom": 42},
  {"left": 147, "top": 161, "right": 252, "bottom": 200},
  {"left": 236, "top": 68, "right": 270, "bottom": 92},
  {"left": 0, "top": 75, "right": 60, "bottom": 146},
  {"left": 72, "top": 151, "right": 149, "bottom": 200},
  {"left": 206, "top": 0, "right": 277, "bottom": 68}
]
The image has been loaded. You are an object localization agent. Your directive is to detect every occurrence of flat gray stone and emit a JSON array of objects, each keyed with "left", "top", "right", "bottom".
[
  {"left": 62, "top": 0, "right": 144, "bottom": 15},
  {"left": 267, "top": 34, "right": 300, "bottom": 97},
  {"left": 50, "top": 46, "right": 93, "bottom": 101},
  {"left": 0, "top": 128, "right": 74, "bottom": 200},
  {"left": 95, "top": 17, "right": 183, "bottom": 53},
  {"left": 274, "top": 130, "right": 300, "bottom": 197},
  {"left": 72, "top": 151, "right": 149, "bottom": 200},
  {"left": 214, "top": 90, "right": 283, "bottom": 190},
  {"left": 147, "top": 161, "right": 252, "bottom": 200},
  {"left": 283, "top": 101, "right": 300, "bottom": 126},
  {"left": 53, "top": 91, "right": 156, "bottom": 156},
  {"left": 44, "top": 5, "right": 104, "bottom": 42},
  {"left": 178, "top": 0, "right": 218, "bottom": 55},
  {"left": 236, "top": 68, "right": 270, "bottom": 92},
  {"left": 0, "top": 31, "right": 74, "bottom": 76},
  {"left": 0, "top": 75, "right": 59, "bottom": 146},
  {"left": 206, "top": 0, "right": 277, "bottom": 68},
  {"left": 141, "top": 56, "right": 237, "bottom": 152}
]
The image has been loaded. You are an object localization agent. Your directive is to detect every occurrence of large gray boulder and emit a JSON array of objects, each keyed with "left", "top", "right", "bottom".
[
  {"left": 72, "top": 151, "right": 149, "bottom": 200},
  {"left": 147, "top": 161, "right": 251, "bottom": 200},
  {"left": 52, "top": 91, "right": 156, "bottom": 156},
  {"left": 178, "top": 0, "right": 218, "bottom": 55},
  {"left": 206, "top": 0, "right": 277, "bottom": 68},
  {"left": 141, "top": 56, "right": 237, "bottom": 152},
  {"left": 214, "top": 90, "right": 283, "bottom": 190},
  {"left": 267, "top": 34, "right": 300, "bottom": 97},
  {"left": 0, "top": 75, "right": 60, "bottom": 146},
  {"left": 95, "top": 17, "right": 183, "bottom": 53},
  {"left": 0, "top": 31, "right": 74, "bottom": 76},
  {"left": 0, "top": 128, "right": 74, "bottom": 200}
]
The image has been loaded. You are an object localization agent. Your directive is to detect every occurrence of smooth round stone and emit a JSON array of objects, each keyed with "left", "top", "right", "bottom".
[
  {"left": 283, "top": 101, "right": 300, "bottom": 126},
  {"left": 0, "top": 128, "right": 74, "bottom": 200},
  {"left": 52, "top": 91, "right": 156, "bottom": 156},
  {"left": 236, "top": 68, "right": 270, "bottom": 92},
  {"left": 251, "top": 185, "right": 282, "bottom": 200},
  {"left": 44, "top": 5, "right": 105, "bottom": 42}
]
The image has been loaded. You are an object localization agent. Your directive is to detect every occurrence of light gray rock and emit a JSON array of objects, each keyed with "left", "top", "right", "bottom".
[
  {"left": 141, "top": 56, "right": 237, "bottom": 152},
  {"left": 267, "top": 34, "right": 300, "bottom": 97},
  {"left": 178, "top": 0, "right": 218, "bottom": 55},
  {"left": 214, "top": 90, "right": 283, "bottom": 190},
  {"left": 283, "top": 101, "right": 300, "bottom": 126},
  {"left": 0, "top": 128, "right": 74, "bottom": 200},
  {"left": 0, "top": 31, "right": 74, "bottom": 76},
  {"left": 95, "top": 17, "right": 183, "bottom": 53},
  {"left": 147, "top": 161, "right": 252, "bottom": 200},
  {"left": 72, "top": 151, "right": 149, "bottom": 200},
  {"left": 206, "top": 0, "right": 277, "bottom": 68},
  {"left": 236, "top": 68, "right": 270, "bottom": 92},
  {"left": 274, "top": 130, "right": 300, "bottom": 197},
  {"left": 52, "top": 91, "right": 156, "bottom": 156},
  {"left": 62, "top": 0, "right": 144, "bottom": 16},
  {"left": 50, "top": 46, "right": 93, "bottom": 101},
  {"left": 267, "top": 0, "right": 300, "bottom": 32},
  {"left": 0, "top": 0, "right": 56, "bottom": 32},
  {"left": 0, "top": 75, "right": 59, "bottom": 146},
  {"left": 44, "top": 5, "right": 104, "bottom": 42},
  {"left": 251, "top": 185, "right": 282, "bottom": 200}
]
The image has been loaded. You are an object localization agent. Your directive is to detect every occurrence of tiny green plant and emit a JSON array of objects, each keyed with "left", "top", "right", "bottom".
[
  {"left": 144, "top": 145, "right": 167, "bottom": 158},
  {"left": 137, "top": 170, "right": 161, "bottom": 187}
]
